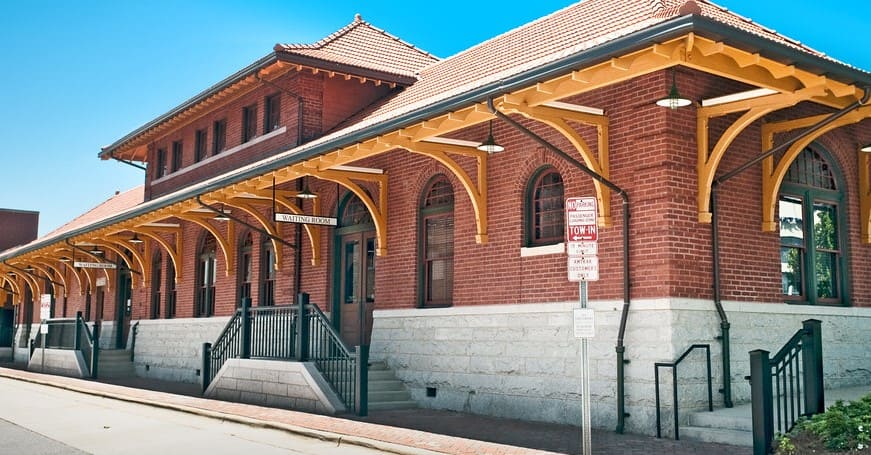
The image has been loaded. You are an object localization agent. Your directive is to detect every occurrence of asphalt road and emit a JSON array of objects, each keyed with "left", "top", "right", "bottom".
[{"left": 0, "top": 377, "right": 384, "bottom": 455}]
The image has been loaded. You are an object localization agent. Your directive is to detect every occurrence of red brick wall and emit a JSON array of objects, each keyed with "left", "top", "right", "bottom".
[
  {"left": 0, "top": 210, "right": 39, "bottom": 250},
  {"left": 121, "top": 67, "right": 871, "bottom": 323}
]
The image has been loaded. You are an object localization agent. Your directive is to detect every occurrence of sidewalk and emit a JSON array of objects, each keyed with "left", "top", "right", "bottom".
[{"left": 0, "top": 366, "right": 750, "bottom": 455}]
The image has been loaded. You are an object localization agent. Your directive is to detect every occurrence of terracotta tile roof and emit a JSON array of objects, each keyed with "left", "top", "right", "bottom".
[
  {"left": 275, "top": 14, "right": 439, "bottom": 78},
  {"left": 41, "top": 186, "right": 144, "bottom": 242}
]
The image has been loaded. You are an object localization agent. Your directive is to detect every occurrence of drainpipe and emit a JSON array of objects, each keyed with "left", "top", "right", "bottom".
[
  {"left": 255, "top": 74, "right": 305, "bottom": 146},
  {"left": 293, "top": 178, "right": 304, "bottom": 301},
  {"left": 710, "top": 87, "right": 869, "bottom": 409},
  {"left": 485, "top": 98, "right": 633, "bottom": 433}
]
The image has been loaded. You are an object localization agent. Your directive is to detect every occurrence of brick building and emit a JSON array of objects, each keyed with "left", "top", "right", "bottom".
[{"left": 1, "top": 0, "right": 870, "bottom": 436}]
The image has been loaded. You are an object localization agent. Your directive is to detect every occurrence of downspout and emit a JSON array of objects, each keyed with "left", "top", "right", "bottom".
[
  {"left": 485, "top": 98, "right": 633, "bottom": 433},
  {"left": 294, "top": 178, "right": 304, "bottom": 300},
  {"left": 711, "top": 87, "right": 869, "bottom": 408},
  {"left": 255, "top": 74, "right": 305, "bottom": 146}
]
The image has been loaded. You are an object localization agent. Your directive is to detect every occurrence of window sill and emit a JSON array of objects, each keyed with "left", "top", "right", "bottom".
[
  {"left": 152, "top": 126, "right": 287, "bottom": 185},
  {"left": 520, "top": 242, "right": 565, "bottom": 257}
]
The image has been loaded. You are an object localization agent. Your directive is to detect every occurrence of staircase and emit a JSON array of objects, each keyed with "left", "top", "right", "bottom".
[
  {"left": 97, "top": 349, "right": 136, "bottom": 379},
  {"left": 679, "top": 404, "right": 753, "bottom": 447},
  {"left": 367, "top": 361, "right": 416, "bottom": 411}
]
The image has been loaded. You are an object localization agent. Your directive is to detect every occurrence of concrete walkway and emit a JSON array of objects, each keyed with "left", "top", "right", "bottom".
[{"left": 0, "top": 366, "right": 753, "bottom": 454}]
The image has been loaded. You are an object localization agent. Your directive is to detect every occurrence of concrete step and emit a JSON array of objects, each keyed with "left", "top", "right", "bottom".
[
  {"left": 369, "top": 390, "right": 412, "bottom": 403},
  {"left": 97, "top": 349, "right": 135, "bottom": 379},
  {"left": 687, "top": 409, "right": 753, "bottom": 432},
  {"left": 368, "top": 400, "right": 418, "bottom": 411},
  {"left": 678, "top": 426, "right": 752, "bottom": 447},
  {"left": 98, "top": 349, "right": 132, "bottom": 360},
  {"left": 368, "top": 379, "right": 405, "bottom": 392},
  {"left": 368, "top": 369, "right": 396, "bottom": 381},
  {"left": 368, "top": 361, "right": 389, "bottom": 371}
]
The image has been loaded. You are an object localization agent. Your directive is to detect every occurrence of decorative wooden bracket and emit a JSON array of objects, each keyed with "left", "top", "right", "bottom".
[
  {"left": 760, "top": 105, "right": 871, "bottom": 235},
  {"left": 175, "top": 211, "right": 235, "bottom": 276},
  {"left": 696, "top": 86, "right": 828, "bottom": 223},
  {"left": 498, "top": 99, "right": 612, "bottom": 227},
  {"left": 135, "top": 225, "right": 183, "bottom": 283},
  {"left": 308, "top": 169, "right": 388, "bottom": 256},
  {"left": 90, "top": 239, "right": 145, "bottom": 288},
  {"left": 27, "top": 259, "right": 67, "bottom": 299},
  {"left": 389, "top": 138, "right": 491, "bottom": 242},
  {"left": 206, "top": 195, "right": 284, "bottom": 269},
  {"left": 0, "top": 275, "right": 21, "bottom": 305}
]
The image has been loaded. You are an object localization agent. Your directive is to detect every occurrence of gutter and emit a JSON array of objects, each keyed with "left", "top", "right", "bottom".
[
  {"left": 485, "top": 98, "right": 633, "bottom": 434},
  {"left": 8, "top": 15, "right": 871, "bottom": 263},
  {"left": 710, "top": 86, "right": 870, "bottom": 408}
]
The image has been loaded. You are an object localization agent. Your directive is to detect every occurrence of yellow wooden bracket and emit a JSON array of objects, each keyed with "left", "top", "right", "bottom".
[
  {"left": 498, "top": 99, "right": 612, "bottom": 227},
  {"left": 208, "top": 195, "right": 284, "bottom": 269},
  {"left": 68, "top": 243, "right": 114, "bottom": 292},
  {"left": 309, "top": 169, "right": 389, "bottom": 256},
  {"left": 696, "top": 86, "right": 828, "bottom": 222},
  {"left": 175, "top": 211, "right": 235, "bottom": 276},
  {"left": 136, "top": 226, "right": 183, "bottom": 283},
  {"left": 230, "top": 188, "right": 323, "bottom": 266},
  {"left": 760, "top": 105, "right": 871, "bottom": 234},
  {"left": 51, "top": 247, "right": 87, "bottom": 296},
  {"left": 28, "top": 259, "right": 67, "bottom": 299},
  {"left": 388, "top": 138, "right": 491, "bottom": 242},
  {"left": 7, "top": 265, "right": 41, "bottom": 299},
  {"left": 0, "top": 274, "right": 21, "bottom": 305},
  {"left": 91, "top": 239, "right": 146, "bottom": 288}
]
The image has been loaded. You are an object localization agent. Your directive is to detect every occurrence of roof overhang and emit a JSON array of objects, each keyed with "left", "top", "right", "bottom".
[{"left": 12, "top": 14, "right": 871, "bottom": 264}]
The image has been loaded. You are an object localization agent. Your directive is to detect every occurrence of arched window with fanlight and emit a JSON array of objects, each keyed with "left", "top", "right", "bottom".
[
  {"left": 419, "top": 175, "right": 454, "bottom": 308},
  {"left": 196, "top": 234, "right": 217, "bottom": 317},
  {"left": 779, "top": 146, "right": 849, "bottom": 305},
  {"left": 525, "top": 166, "right": 565, "bottom": 246}
]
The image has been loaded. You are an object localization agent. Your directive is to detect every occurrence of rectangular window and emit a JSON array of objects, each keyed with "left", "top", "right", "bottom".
[
  {"left": 96, "top": 290, "right": 104, "bottom": 320},
  {"left": 171, "top": 140, "right": 183, "bottom": 172},
  {"left": 264, "top": 93, "right": 281, "bottom": 134},
  {"left": 779, "top": 196, "right": 805, "bottom": 298},
  {"left": 165, "top": 260, "right": 176, "bottom": 319},
  {"left": 242, "top": 104, "right": 257, "bottom": 143},
  {"left": 212, "top": 119, "right": 226, "bottom": 155},
  {"left": 194, "top": 129, "right": 208, "bottom": 162},
  {"left": 155, "top": 149, "right": 167, "bottom": 178},
  {"left": 424, "top": 215, "right": 454, "bottom": 307}
]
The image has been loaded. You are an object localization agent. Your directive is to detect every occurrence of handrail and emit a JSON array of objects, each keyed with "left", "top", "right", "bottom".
[
  {"left": 749, "top": 319, "right": 824, "bottom": 455},
  {"left": 655, "top": 344, "right": 713, "bottom": 439},
  {"left": 29, "top": 313, "right": 97, "bottom": 377},
  {"left": 201, "top": 294, "right": 367, "bottom": 415},
  {"left": 130, "top": 321, "right": 140, "bottom": 362}
]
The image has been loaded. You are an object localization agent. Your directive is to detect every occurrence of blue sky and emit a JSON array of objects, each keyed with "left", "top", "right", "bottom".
[{"left": 1, "top": 0, "right": 868, "bottom": 237}]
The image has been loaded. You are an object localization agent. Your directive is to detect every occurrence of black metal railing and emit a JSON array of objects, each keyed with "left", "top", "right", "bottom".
[
  {"left": 655, "top": 344, "right": 713, "bottom": 439},
  {"left": 749, "top": 319, "right": 824, "bottom": 455},
  {"left": 201, "top": 293, "right": 367, "bottom": 415},
  {"left": 29, "top": 312, "right": 99, "bottom": 378}
]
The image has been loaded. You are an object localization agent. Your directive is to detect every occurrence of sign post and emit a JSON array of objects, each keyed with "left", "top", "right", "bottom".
[
  {"left": 40, "top": 294, "right": 51, "bottom": 372},
  {"left": 566, "top": 196, "right": 597, "bottom": 455}
]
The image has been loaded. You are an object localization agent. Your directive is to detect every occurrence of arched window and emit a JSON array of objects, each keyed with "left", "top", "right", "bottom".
[
  {"left": 238, "top": 232, "right": 253, "bottom": 306},
  {"left": 419, "top": 176, "right": 454, "bottom": 308},
  {"left": 150, "top": 250, "right": 162, "bottom": 319},
  {"left": 525, "top": 167, "right": 565, "bottom": 246},
  {"left": 165, "top": 257, "right": 176, "bottom": 318},
  {"left": 196, "top": 235, "right": 217, "bottom": 317},
  {"left": 260, "top": 237, "right": 276, "bottom": 306},
  {"left": 779, "top": 147, "right": 848, "bottom": 305}
]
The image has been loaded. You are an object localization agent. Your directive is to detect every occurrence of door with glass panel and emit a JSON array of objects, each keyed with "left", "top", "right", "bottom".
[{"left": 338, "top": 231, "right": 375, "bottom": 347}]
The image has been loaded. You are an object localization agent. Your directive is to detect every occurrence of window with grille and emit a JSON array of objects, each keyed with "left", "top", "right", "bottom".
[
  {"left": 242, "top": 104, "right": 257, "bottom": 143},
  {"left": 155, "top": 148, "right": 167, "bottom": 178},
  {"left": 171, "top": 140, "right": 183, "bottom": 172},
  {"left": 194, "top": 129, "right": 208, "bottom": 163},
  {"left": 212, "top": 119, "right": 227, "bottom": 155},
  {"left": 165, "top": 258, "right": 176, "bottom": 318},
  {"left": 779, "top": 147, "right": 846, "bottom": 305},
  {"left": 238, "top": 232, "right": 253, "bottom": 307},
  {"left": 526, "top": 167, "right": 565, "bottom": 246},
  {"left": 196, "top": 235, "right": 217, "bottom": 317},
  {"left": 419, "top": 176, "right": 454, "bottom": 308},
  {"left": 260, "top": 237, "right": 276, "bottom": 306},
  {"left": 150, "top": 250, "right": 162, "bottom": 319},
  {"left": 264, "top": 93, "right": 281, "bottom": 133}
]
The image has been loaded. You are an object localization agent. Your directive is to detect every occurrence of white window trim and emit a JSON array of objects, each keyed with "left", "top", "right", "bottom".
[
  {"left": 152, "top": 126, "right": 287, "bottom": 184},
  {"left": 520, "top": 242, "right": 565, "bottom": 257}
]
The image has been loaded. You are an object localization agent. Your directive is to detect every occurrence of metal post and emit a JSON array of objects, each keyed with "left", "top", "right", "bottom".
[
  {"left": 579, "top": 281, "right": 592, "bottom": 455},
  {"left": 92, "top": 323, "right": 100, "bottom": 379},
  {"left": 750, "top": 349, "right": 774, "bottom": 455},
  {"left": 296, "top": 293, "right": 309, "bottom": 362},
  {"left": 75, "top": 311, "right": 82, "bottom": 350},
  {"left": 355, "top": 344, "right": 369, "bottom": 416},
  {"left": 201, "top": 342, "right": 212, "bottom": 394},
  {"left": 240, "top": 297, "right": 251, "bottom": 359},
  {"left": 655, "top": 365, "right": 662, "bottom": 438},
  {"left": 721, "top": 320, "right": 733, "bottom": 408},
  {"left": 672, "top": 367, "right": 679, "bottom": 440},
  {"left": 801, "top": 319, "right": 824, "bottom": 414}
]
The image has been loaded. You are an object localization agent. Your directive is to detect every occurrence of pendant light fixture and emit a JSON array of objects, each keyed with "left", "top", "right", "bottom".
[
  {"left": 477, "top": 120, "right": 505, "bottom": 153},
  {"left": 656, "top": 69, "right": 692, "bottom": 109}
]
